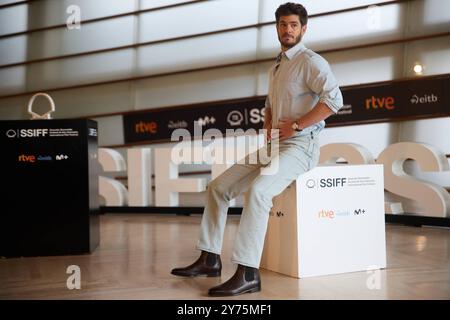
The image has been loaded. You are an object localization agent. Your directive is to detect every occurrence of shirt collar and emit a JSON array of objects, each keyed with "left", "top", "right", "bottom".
[{"left": 279, "top": 41, "right": 307, "bottom": 61}]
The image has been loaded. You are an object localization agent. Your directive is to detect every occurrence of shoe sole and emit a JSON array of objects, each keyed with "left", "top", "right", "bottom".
[
  {"left": 171, "top": 271, "right": 221, "bottom": 278},
  {"left": 208, "top": 285, "right": 261, "bottom": 297}
]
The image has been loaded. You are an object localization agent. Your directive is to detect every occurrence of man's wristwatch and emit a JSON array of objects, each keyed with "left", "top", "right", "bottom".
[{"left": 291, "top": 120, "right": 303, "bottom": 132}]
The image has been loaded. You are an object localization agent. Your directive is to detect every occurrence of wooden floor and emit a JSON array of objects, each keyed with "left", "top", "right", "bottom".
[{"left": 0, "top": 214, "right": 449, "bottom": 300}]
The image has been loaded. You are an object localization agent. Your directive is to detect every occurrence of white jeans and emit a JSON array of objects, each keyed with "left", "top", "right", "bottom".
[{"left": 196, "top": 130, "right": 321, "bottom": 268}]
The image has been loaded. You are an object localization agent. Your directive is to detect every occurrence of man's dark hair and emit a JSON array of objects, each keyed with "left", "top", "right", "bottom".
[{"left": 275, "top": 2, "right": 308, "bottom": 26}]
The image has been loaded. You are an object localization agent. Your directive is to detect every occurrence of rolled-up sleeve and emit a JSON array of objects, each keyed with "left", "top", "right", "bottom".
[{"left": 304, "top": 55, "right": 343, "bottom": 114}]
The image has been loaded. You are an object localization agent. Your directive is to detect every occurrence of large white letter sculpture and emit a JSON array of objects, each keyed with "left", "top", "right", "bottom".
[
  {"left": 155, "top": 147, "right": 207, "bottom": 206},
  {"left": 98, "top": 148, "right": 128, "bottom": 206},
  {"left": 377, "top": 142, "right": 450, "bottom": 217},
  {"left": 319, "top": 143, "right": 376, "bottom": 165},
  {"left": 98, "top": 140, "right": 449, "bottom": 217},
  {"left": 319, "top": 142, "right": 449, "bottom": 217},
  {"left": 127, "top": 148, "right": 152, "bottom": 206}
]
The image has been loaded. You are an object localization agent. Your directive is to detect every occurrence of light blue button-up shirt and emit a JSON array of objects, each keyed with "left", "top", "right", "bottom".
[{"left": 265, "top": 41, "right": 343, "bottom": 136}]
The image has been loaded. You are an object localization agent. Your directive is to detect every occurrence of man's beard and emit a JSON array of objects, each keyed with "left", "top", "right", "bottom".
[{"left": 278, "top": 33, "right": 303, "bottom": 49}]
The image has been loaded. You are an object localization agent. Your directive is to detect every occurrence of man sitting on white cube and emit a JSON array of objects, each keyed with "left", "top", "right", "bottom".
[{"left": 171, "top": 2, "right": 345, "bottom": 297}]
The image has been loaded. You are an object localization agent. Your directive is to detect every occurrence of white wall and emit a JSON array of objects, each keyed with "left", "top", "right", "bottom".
[{"left": 0, "top": 0, "right": 449, "bottom": 207}]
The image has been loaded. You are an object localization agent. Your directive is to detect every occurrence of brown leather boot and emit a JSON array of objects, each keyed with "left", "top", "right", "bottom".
[
  {"left": 208, "top": 264, "right": 261, "bottom": 296},
  {"left": 171, "top": 250, "right": 221, "bottom": 277}
]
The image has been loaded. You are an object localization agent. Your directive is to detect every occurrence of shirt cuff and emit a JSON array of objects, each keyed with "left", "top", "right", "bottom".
[{"left": 319, "top": 96, "right": 343, "bottom": 114}]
